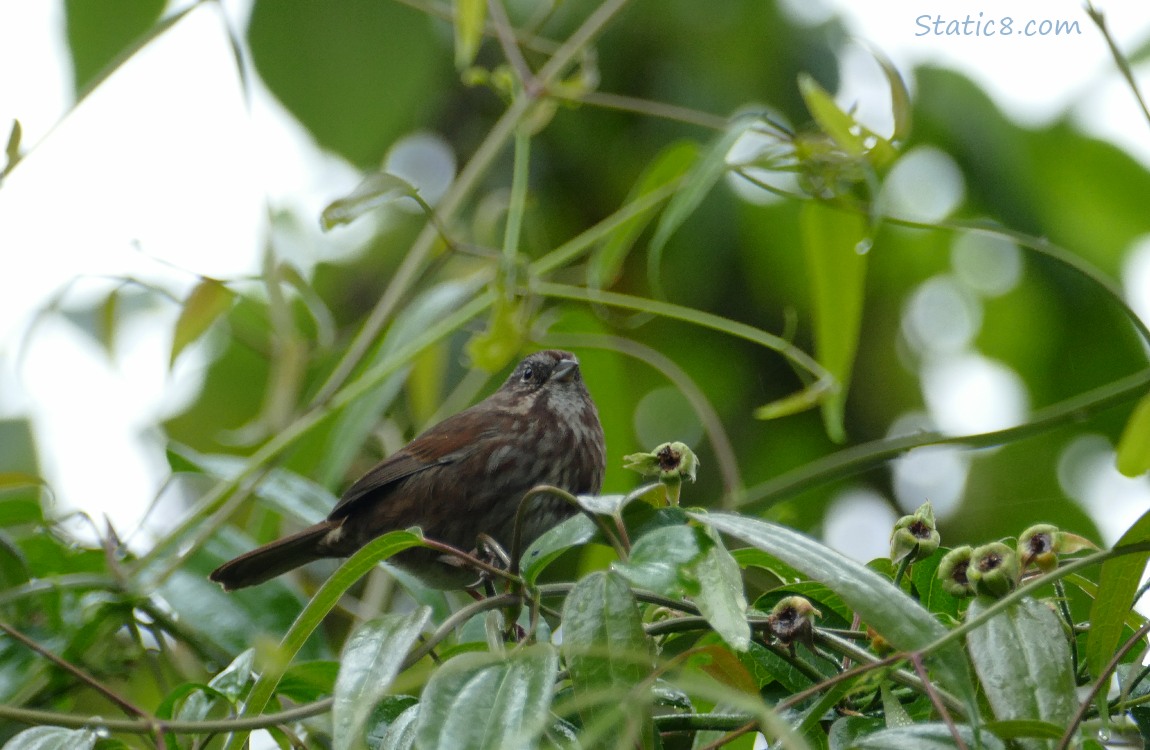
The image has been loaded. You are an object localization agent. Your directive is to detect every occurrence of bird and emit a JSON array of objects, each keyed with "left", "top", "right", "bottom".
[{"left": 209, "top": 350, "right": 605, "bottom": 591}]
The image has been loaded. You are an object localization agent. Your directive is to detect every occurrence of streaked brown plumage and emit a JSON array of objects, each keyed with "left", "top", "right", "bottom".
[{"left": 209, "top": 350, "right": 605, "bottom": 591}]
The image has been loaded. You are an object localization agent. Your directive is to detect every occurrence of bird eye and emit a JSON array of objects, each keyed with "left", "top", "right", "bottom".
[{"left": 521, "top": 366, "right": 534, "bottom": 382}]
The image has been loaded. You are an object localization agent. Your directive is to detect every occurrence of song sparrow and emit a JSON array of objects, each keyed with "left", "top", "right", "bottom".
[{"left": 209, "top": 350, "right": 606, "bottom": 591}]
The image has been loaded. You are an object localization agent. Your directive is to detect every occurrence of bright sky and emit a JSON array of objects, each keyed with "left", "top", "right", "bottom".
[{"left": 1, "top": 0, "right": 1148, "bottom": 556}]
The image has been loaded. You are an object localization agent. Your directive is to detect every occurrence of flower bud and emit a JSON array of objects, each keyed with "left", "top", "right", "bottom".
[
  {"left": 1017, "top": 524, "right": 1097, "bottom": 573},
  {"left": 889, "top": 502, "right": 940, "bottom": 564},
  {"left": 623, "top": 442, "right": 699, "bottom": 506},
  {"left": 766, "top": 596, "right": 822, "bottom": 649},
  {"left": 967, "top": 542, "right": 1020, "bottom": 598},
  {"left": 937, "top": 545, "right": 975, "bottom": 597}
]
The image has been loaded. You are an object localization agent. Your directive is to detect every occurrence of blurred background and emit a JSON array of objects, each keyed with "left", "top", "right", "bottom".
[{"left": 1, "top": 0, "right": 1149, "bottom": 572}]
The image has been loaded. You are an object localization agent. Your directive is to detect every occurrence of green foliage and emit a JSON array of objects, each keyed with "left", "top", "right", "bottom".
[{"left": 4, "top": 0, "right": 1150, "bottom": 747}]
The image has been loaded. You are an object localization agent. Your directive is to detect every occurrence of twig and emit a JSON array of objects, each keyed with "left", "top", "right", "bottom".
[
  {"left": 1085, "top": 2, "right": 1150, "bottom": 130},
  {"left": 912, "top": 652, "right": 968, "bottom": 750},
  {"left": 0, "top": 620, "right": 149, "bottom": 719}
]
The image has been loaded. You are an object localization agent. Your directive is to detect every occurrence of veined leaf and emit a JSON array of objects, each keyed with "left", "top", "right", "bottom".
[
  {"left": 966, "top": 596, "right": 1076, "bottom": 750},
  {"left": 415, "top": 645, "right": 558, "bottom": 750},
  {"left": 333, "top": 608, "right": 431, "bottom": 750},
  {"left": 561, "top": 571, "right": 655, "bottom": 748}
]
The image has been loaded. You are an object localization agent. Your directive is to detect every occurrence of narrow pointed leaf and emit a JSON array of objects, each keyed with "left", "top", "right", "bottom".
[
  {"left": 798, "top": 74, "right": 866, "bottom": 156},
  {"left": 800, "top": 200, "right": 868, "bottom": 443},
  {"left": 333, "top": 607, "right": 431, "bottom": 750},
  {"left": 647, "top": 119, "right": 751, "bottom": 298},
  {"left": 1088, "top": 509, "right": 1150, "bottom": 680},
  {"left": 590, "top": 141, "right": 696, "bottom": 289},
  {"left": 561, "top": 571, "right": 655, "bottom": 746},
  {"left": 415, "top": 645, "right": 558, "bottom": 750},
  {"left": 693, "top": 512, "right": 975, "bottom": 705},
  {"left": 691, "top": 527, "right": 750, "bottom": 651},
  {"left": 171, "top": 278, "right": 235, "bottom": 366},
  {"left": 1116, "top": 391, "right": 1150, "bottom": 477}
]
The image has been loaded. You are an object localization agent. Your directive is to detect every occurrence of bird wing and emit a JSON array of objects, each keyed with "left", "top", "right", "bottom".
[{"left": 327, "top": 418, "right": 494, "bottom": 520}]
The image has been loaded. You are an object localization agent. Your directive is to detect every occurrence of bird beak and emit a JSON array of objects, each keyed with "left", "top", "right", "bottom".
[{"left": 551, "top": 358, "right": 578, "bottom": 382}]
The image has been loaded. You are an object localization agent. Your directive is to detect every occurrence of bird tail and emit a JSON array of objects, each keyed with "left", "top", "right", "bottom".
[{"left": 209, "top": 520, "right": 339, "bottom": 591}]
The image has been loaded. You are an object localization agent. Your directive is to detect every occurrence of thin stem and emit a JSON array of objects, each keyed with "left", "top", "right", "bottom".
[
  {"left": 738, "top": 366, "right": 1150, "bottom": 512},
  {"left": 535, "top": 282, "right": 831, "bottom": 386},
  {"left": 0, "top": 698, "right": 333, "bottom": 735},
  {"left": 500, "top": 127, "right": 532, "bottom": 294},
  {"left": 487, "top": 0, "right": 536, "bottom": 92},
  {"left": 0, "top": 620, "right": 149, "bottom": 720},
  {"left": 1085, "top": 2, "right": 1150, "bottom": 131},
  {"left": 912, "top": 652, "right": 968, "bottom": 750},
  {"left": 893, "top": 553, "right": 913, "bottom": 588},
  {"left": 553, "top": 89, "right": 730, "bottom": 131}
]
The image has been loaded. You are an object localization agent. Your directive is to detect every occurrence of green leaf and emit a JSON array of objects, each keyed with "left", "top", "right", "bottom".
[
  {"left": 612, "top": 524, "right": 706, "bottom": 595},
  {"left": 520, "top": 513, "right": 598, "bottom": 585},
  {"left": 3, "top": 726, "right": 99, "bottom": 750},
  {"left": 321, "top": 171, "right": 421, "bottom": 230},
  {"left": 1088, "top": 509, "right": 1150, "bottom": 682},
  {"left": 1116, "top": 391, "right": 1150, "bottom": 476},
  {"left": 847, "top": 724, "right": 1003, "bottom": 750},
  {"left": 798, "top": 74, "right": 866, "bottom": 157},
  {"left": 561, "top": 571, "right": 655, "bottom": 747},
  {"left": 693, "top": 512, "right": 975, "bottom": 706},
  {"left": 177, "top": 648, "right": 256, "bottom": 723},
  {"left": 740, "top": 641, "right": 818, "bottom": 692},
  {"left": 278, "top": 660, "right": 339, "bottom": 703},
  {"left": 984, "top": 720, "right": 1066, "bottom": 740},
  {"left": 452, "top": 0, "right": 486, "bottom": 69},
  {"left": 590, "top": 141, "right": 697, "bottom": 289},
  {"left": 647, "top": 118, "right": 753, "bottom": 299},
  {"left": 366, "top": 697, "right": 420, "bottom": 749},
  {"left": 966, "top": 595, "right": 1076, "bottom": 749},
  {"left": 799, "top": 200, "right": 868, "bottom": 443},
  {"left": 4, "top": 118, "right": 21, "bottom": 175},
  {"left": 333, "top": 607, "right": 431, "bottom": 750},
  {"left": 874, "top": 52, "right": 912, "bottom": 143},
  {"left": 691, "top": 526, "right": 751, "bottom": 651},
  {"left": 880, "top": 683, "right": 913, "bottom": 728},
  {"left": 415, "top": 645, "right": 559, "bottom": 750},
  {"left": 171, "top": 278, "right": 235, "bottom": 366}
]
